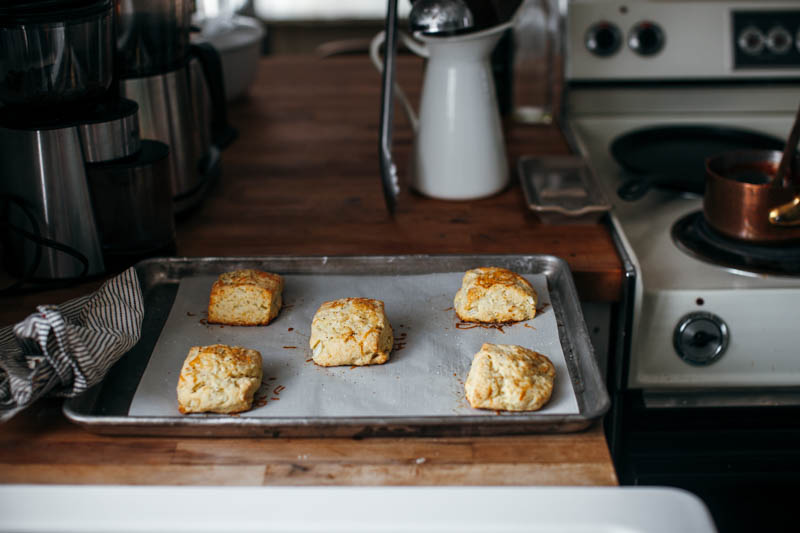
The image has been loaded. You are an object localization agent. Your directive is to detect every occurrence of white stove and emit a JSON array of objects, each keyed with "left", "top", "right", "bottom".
[{"left": 562, "top": 0, "right": 800, "bottom": 399}]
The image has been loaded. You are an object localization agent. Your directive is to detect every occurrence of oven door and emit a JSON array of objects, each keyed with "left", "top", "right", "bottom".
[{"left": 617, "top": 391, "right": 800, "bottom": 533}]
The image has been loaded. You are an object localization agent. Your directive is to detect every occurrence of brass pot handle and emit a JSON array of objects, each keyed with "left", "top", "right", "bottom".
[{"left": 769, "top": 196, "right": 800, "bottom": 226}]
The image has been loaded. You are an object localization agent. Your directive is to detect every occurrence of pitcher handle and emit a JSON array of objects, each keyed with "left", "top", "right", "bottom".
[
  {"left": 189, "top": 42, "right": 238, "bottom": 150},
  {"left": 369, "top": 30, "right": 429, "bottom": 131}
]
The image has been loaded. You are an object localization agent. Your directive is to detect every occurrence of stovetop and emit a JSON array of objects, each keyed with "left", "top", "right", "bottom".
[
  {"left": 672, "top": 211, "right": 800, "bottom": 277},
  {"left": 569, "top": 106, "right": 800, "bottom": 286},
  {"left": 567, "top": 99, "right": 800, "bottom": 392}
]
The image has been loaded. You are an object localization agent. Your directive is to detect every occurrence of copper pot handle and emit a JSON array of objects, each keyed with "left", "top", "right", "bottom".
[{"left": 769, "top": 196, "right": 800, "bottom": 226}]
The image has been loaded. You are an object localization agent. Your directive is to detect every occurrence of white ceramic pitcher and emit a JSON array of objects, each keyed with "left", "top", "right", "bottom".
[{"left": 370, "top": 21, "right": 513, "bottom": 201}]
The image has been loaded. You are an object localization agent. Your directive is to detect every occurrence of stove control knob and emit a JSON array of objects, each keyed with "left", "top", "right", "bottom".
[
  {"left": 628, "top": 21, "right": 665, "bottom": 56},
  {"left": 738, "top": 26, "right": 766, "bottom": 56},
  {"left": 673, "top": 312, "right": 729, "bottom": 366},
  {"left": 585, "top": 22, "right": 622, "bottom": 57},
  {"left": 766, "top": 26, "right": 793, "bottom": 55}
]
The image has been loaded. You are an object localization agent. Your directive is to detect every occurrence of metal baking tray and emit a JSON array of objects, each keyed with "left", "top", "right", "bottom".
[
  {"left": 518, "top": 155, "right": 611, "bottom": 224},
  {"left": 63, "top": 255, "right": 609, "bottom": 437}
]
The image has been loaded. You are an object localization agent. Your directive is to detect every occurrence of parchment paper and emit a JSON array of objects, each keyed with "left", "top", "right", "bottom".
[{"left": 128, "top": 273, "right": 580, "bottom": 418}]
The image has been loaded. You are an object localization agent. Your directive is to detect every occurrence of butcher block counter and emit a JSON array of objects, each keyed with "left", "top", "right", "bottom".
[{"left": 0, "top": 55, "right": 622, "bottom": 486}]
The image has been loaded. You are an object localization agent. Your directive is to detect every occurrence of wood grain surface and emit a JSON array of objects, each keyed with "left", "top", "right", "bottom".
[
  {"left": 0, "top": 399, "right": 616, "bottom": 486},
  {"left": 0, "top": 55, "right": 619, "bottom": 487}
]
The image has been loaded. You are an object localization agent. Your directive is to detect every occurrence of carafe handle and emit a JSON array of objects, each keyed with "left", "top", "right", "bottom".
[
  {"left": 369, "top": 30, "right": 429, "bottom": 132},
  {"left": 189, "top": 42, "right": 238, "bottom": 149}
]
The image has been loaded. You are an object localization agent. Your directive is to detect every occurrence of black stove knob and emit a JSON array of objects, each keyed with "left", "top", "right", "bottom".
[
  {"left": 585, "top": 22, "right": 622, "bottom": 57},
  {"left": 738, "top": 25, "right": 766, "bottom": 56},
  {"left": 673, "top": 312, "right": 729, "bottom": 366},
  {"left": 628, "top": 21, "right": 665, "bottom": 56},
  {"left": 766, "top": 26, "right": 793, "bottom": 55}
]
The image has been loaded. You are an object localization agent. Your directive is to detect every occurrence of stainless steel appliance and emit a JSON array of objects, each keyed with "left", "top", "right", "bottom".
[
  {"left": 116, "top": 0, "right": 237, "bottom": 214},
  {"left": 0, "top": 100, "right": 139, "bottom": 280},
  {"left": 561, "top": 1, "right": 800, "bottom": 531},
  {"left": 0, "top": 0, "right": 115, "bottom": 281},
  {"left": 0, "top": 1, "right": 175, "bottom": 283},
  {"left": 86, "top": 136, "right": 176, "bottom": 271},
  {"left": 0, "top": 0, "right": 115, "bottom": 109}
]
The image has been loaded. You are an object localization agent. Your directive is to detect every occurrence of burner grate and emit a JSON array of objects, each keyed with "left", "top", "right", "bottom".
[{"left": 672, "top": 211, "right": 800, "bottom": 276}]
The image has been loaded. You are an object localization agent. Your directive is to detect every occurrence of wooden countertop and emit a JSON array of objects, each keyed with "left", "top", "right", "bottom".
[
  {"left": 1, "top": 398, "right": 615, "bottom": 486},
  {"left": 0, "top": 55, "right": 619, "bottom": 487}
]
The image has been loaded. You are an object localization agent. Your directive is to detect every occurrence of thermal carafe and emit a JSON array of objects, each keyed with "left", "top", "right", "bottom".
[
  {"left": 86, "top": 139, "right": 175, "bottom": 271},
  {"left": 117, "top": 0, "right": 236, "bottom": 213},
  {"left": 0, "top": 0, "right": 114, "bottom": 110}
]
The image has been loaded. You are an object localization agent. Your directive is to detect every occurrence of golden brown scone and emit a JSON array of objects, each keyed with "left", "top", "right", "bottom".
[
  {"left": 309, "top": 297, "right": 393, "bottom": 367},
  {"left": 464, "top": 343, "right": 555, "bottom": 411},
  {"left": 453, "top": 266, "right": 537, "bottom": 323},
  {"left": 176, "top": 344, "right": 263, "bottom": 414},
  {"left": 207, "top": 269, "right": 284, "bottom": 326}
]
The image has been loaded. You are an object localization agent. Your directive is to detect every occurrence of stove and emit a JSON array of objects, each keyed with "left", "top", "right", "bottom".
[
  {"left": 563, "top": 0, "right": 800, "bottom": 401},
  {"left": 561, "top": 2, "right": 800, "bottom": 529}
]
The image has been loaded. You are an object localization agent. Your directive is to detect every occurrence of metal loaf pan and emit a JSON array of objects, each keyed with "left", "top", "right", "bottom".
[
  {"left": 63, "top": 255, "right": 609, "bottom": 437},
  {"left": 519, "top": 155, "right": 611, "bottom": 224}
]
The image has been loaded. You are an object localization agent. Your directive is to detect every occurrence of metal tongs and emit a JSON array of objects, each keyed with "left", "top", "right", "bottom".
[{"left": 378, "top": 0, "right": 401, "bottom": 214}]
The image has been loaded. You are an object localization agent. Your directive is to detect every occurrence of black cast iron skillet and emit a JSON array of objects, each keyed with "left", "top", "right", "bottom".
[{"left": 613, "top": 125, "right": 785, "bottom": 201}]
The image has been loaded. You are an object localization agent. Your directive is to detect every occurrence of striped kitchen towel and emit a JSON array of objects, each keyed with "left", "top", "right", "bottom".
[{"left": 0, "top": 267, "right": 144, "bottom": 422}]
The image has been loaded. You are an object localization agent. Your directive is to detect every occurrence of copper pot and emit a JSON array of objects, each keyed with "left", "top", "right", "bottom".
[{"left": 704, "top": 149, "right": 800, "bottom": 243}]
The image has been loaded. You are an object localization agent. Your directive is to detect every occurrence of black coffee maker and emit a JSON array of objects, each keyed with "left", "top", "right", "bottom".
[
  {"left": 0, "top": 0, "right": 175, "bottom": 282},
  {"left": 117, "top": 0, "right": 236, "bottom": 214}
]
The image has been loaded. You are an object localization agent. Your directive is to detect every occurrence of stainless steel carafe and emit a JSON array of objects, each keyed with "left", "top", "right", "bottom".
[
  {"left": 117, "top": 0, "right": 236, "bottom": 213},
  {"left": 86, "top": 139, "right": 175, "bottom": 271},
  {"left": 119, "top": 52, "right": 225, "bottom": 213},
  {"left": 0, "top": 0, "right": 115, "bottom": 110}
]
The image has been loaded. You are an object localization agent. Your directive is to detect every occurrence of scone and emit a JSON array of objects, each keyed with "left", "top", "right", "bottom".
[
  {"left": 207, "top": 269, "right": 284, "bottom": 326},
  {"left": 464, "top": 343, "right": 555, "bottom": 411},
  {"left": 177, "top": 344, "right": 263, "bottom": 414},
  {"left": 309, "top": 297, "right": 393, "bottom": 367},
  {"left": 453, "top": 266, "right": 537, "bottom": 323}
]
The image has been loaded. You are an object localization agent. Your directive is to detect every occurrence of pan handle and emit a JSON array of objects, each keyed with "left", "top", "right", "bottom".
[
  {"left": 617, "top": 175, "right": 651, "bottom": 201},
  {"left": 769, "top": 196, "right": 800, "bottom": 226}
]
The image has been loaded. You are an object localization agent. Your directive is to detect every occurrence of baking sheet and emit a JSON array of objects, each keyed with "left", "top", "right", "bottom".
[
  {"left": 63, "top": 254, "right": 609, "bottom": 436},
  {"left": 128, "top": 272, "right": 579, "bottom": 419}
]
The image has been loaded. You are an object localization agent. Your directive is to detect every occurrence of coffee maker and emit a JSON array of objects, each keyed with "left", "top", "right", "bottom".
[
  {"left": 0, "top": 0, "right": 175, "bottom": 282},
  {"left": 116, "top": 0, "right": 236, "bottom": 214}
]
